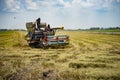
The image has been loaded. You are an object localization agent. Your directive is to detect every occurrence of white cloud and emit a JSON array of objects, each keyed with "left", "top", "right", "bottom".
[
  {"left": 3, "top": 0, "right": 120, "bottom": 12},
  {"left": 25, "top": 0, "right": 38, "bottom": 10},
  {"left": 37, "top": 0, "right": 71, "bottom": 8},
  {"left": 4, "top": 0, "right": 119, "bottom": 12},
  {"left": 58, "top": 0, "right": 71, "bottom": 8},
  {"left": 4, "top": 0, "right": 20, "bottom": 12},
  {"left": 71, "top": 0, "right": 117, "bottom": 10},
  {"left": 72, "top": 0, "right": 93, "bottom": 8}
]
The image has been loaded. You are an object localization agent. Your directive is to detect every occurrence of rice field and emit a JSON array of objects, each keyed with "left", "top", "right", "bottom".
[{"left": 0, "top": 30, "right": 120, "bottom": 80}]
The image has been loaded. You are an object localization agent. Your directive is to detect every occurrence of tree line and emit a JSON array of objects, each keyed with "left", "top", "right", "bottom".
[
  {"left": 0, "top": 29, "right": 26, "bottom": 31},
  {"left": 89, "top": 26, "right": 120, "bottom": 30}
]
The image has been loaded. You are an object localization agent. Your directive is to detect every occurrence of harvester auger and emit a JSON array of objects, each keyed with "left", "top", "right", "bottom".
[{"left": 25, "top": 18, "right": 69, "bottom": 48}]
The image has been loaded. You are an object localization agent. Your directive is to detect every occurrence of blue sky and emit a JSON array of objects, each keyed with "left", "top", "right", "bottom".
[{"left": 0, "top": 0, "right": 120, "bottom": 29}]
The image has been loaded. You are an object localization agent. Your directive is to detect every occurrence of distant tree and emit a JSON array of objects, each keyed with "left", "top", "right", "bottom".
[
  {"left": 100, "top": 27, "right": 104, "bottom": 30},
  {"left": 0, "top": 29, "right": 7, "bottom": 31},
  {"left": 106, "top": 27, "right": 120, "bottom": 30},
  {"left": 90, "top": 27, "right": 100, "bottom": 30}
]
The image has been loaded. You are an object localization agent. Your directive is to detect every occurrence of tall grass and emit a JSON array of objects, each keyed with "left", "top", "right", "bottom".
[{"left": 0, "top": 31, "right": 27, "bottom": 49}]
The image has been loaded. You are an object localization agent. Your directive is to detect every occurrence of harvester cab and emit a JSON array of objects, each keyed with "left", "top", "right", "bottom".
[{"left": 26, "top": 18, "right": 69, "bottom": 47}]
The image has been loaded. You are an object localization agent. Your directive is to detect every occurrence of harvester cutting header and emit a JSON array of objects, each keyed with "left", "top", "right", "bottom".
[{"left": 26, "top": 18, "right": 69, "bottom": 47}]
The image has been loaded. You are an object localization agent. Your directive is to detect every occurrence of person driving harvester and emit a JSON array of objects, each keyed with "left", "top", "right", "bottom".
[
  {"left": 36, "top": 18, "right": 41, "bottom": 30},
  {"left": 45, "top": 24, "right": 51, "bottom": 31}
]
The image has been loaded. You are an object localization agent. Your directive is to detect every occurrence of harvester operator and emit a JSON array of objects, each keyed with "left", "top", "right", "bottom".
[
  {"left": 45, "top": 24, "right": 51, "bottom": 31},
  {"left": 36, "top": 18, "right": 41, "bottom": 30}
]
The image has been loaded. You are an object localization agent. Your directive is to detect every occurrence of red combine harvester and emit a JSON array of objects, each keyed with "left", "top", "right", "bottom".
[{"left": 25, "top": 18, "right": 69, "bottom": 48}]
